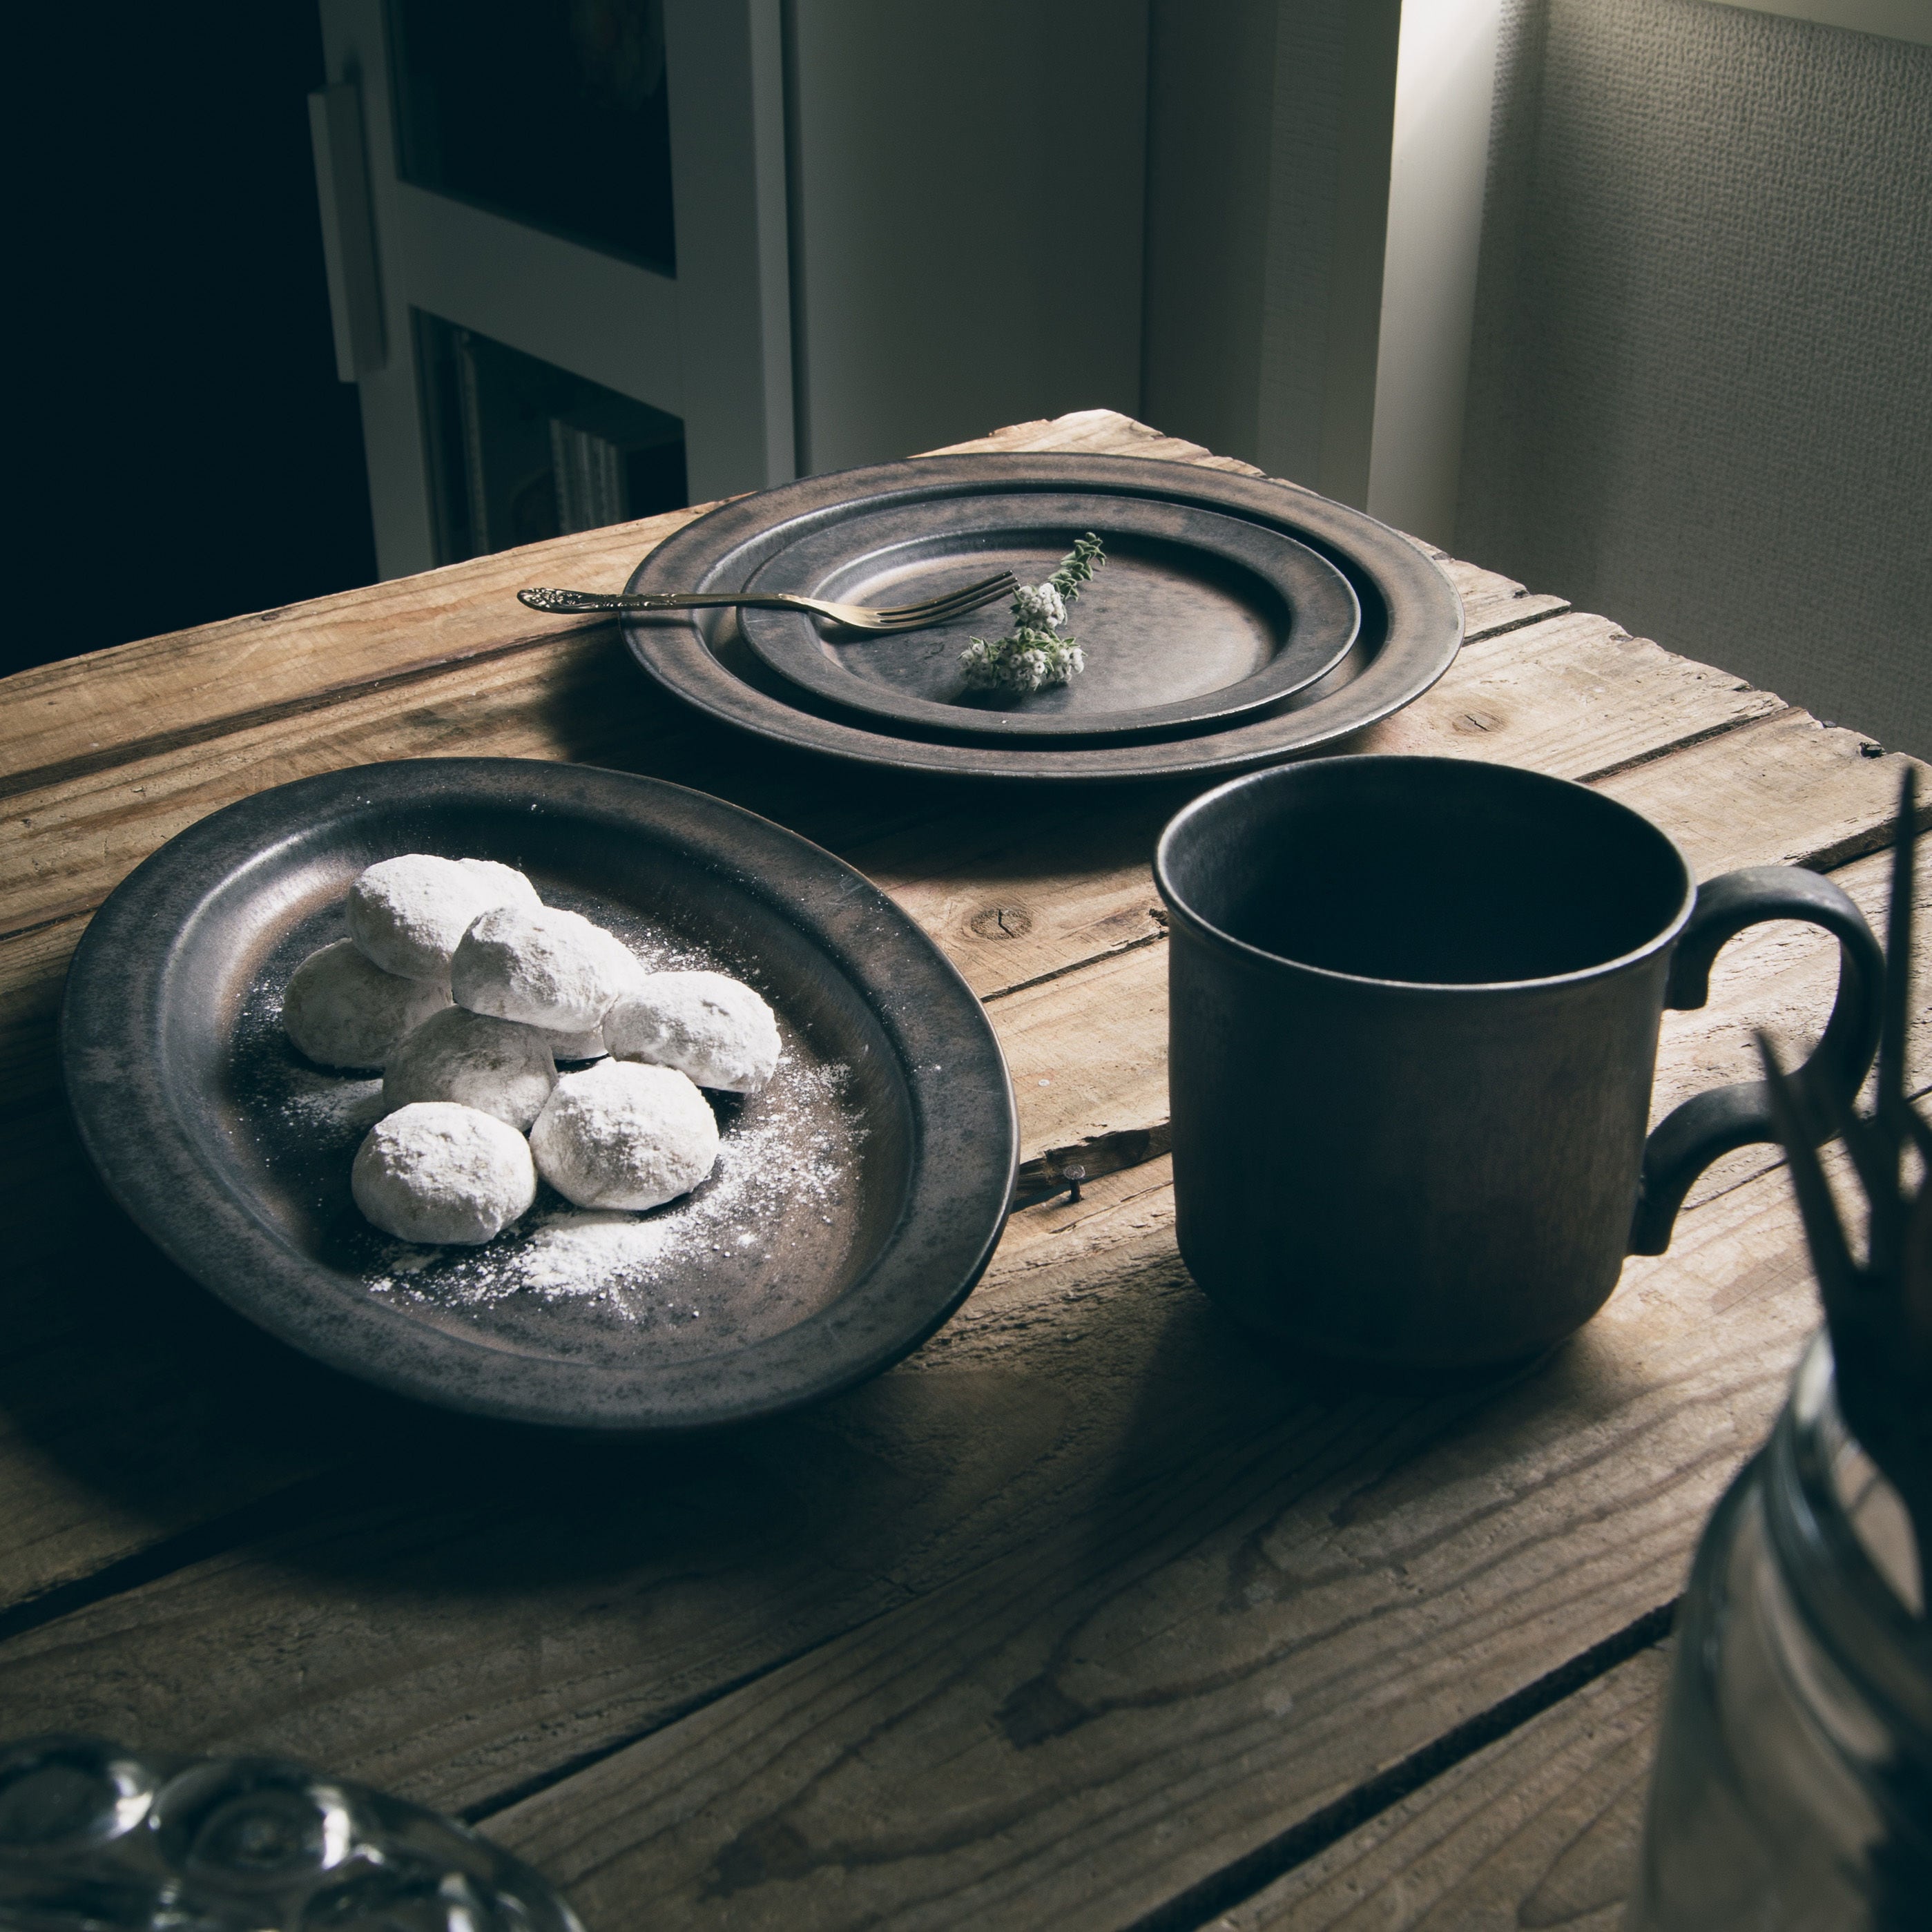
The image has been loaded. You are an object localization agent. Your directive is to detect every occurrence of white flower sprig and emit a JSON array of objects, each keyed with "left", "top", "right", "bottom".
[{"left": 959, "top": 534, "right": 1105, "bottom": 696}]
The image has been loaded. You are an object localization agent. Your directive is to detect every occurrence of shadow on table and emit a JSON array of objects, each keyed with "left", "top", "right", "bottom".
[{"left": 1, "top": 1138, "right": 1630, "bottom": 1835}]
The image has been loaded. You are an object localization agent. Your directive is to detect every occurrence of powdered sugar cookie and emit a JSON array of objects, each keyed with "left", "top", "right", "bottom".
[
  {"left": 528, "top": 1059, "right": 719, "bottom": 1210},
  {"left": 282, "top": 938, "right": 452, "bottom": 1069},
  {"left": 351, "top": 1101, "right": 538, "bottom": 1244},
  {"left": 451, "top": 904, "right": 639, "bottom": 1033},
  {"left": 382, "top": 1007, "right": 557, "bottom": 1131},
  {"left": 606, "top": 970, "right": 780, "bottom": 1093},
  {"left": 347, "top": 855, "right": 540, "bottom": 981}
]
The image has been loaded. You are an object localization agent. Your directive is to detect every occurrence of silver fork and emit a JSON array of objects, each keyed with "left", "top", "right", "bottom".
[{"left": 517, "top": 570, "right": 1018, "bottom": 635}]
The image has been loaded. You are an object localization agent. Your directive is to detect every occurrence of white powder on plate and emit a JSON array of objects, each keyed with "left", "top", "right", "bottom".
[{"left": 278, "top": 1074, "right": 389, "bottom": 1135}]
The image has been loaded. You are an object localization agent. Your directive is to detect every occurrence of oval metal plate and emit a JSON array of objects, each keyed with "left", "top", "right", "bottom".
[{"left": 61, "top": 760, "right": 1017, "bottom": 1432}]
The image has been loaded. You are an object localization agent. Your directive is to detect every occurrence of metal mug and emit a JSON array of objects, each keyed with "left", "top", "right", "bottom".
[{"left": 1154, "top": 755, "right": 1884, "bottom": 1371}]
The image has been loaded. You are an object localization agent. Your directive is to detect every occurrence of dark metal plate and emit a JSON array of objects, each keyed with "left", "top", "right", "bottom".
[
  {"left": 735, "top": 492, "right": 1360, "bottom": 740},
  {"left": 61, "top": 760, "right": 1017, "bottom": 1433},
  {"left": 621, "top": 452, "right": 1464, "bottom": 782}
]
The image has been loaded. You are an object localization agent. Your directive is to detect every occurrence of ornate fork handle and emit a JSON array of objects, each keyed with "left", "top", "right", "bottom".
[{"left": 520, "top": 588, "right": 815, "bottom": 615}]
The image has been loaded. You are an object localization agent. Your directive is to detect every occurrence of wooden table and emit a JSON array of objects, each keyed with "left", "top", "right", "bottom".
[{"left": 2, "top": 410, "right": 1924, "bottom": 1930}]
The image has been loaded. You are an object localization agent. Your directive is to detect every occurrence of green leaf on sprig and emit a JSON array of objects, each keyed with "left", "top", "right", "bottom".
[{"left": 1051, "top": 532, "right": 1106, "bottom": 603}]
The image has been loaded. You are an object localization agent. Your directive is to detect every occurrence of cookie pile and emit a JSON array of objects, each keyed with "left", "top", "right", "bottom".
[{"left": 280, "top": 855, "right": 780, "bottom": 1246}]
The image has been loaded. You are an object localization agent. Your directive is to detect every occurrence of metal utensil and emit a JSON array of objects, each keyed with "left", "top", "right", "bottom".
[{"left": 517, "top": 569, "right": 1019, "bottom": 633}]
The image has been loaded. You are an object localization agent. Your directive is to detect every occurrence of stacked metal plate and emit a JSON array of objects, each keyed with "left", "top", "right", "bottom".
[{"left": 621, "top": 452, "right": 1465, "bottom": 782}]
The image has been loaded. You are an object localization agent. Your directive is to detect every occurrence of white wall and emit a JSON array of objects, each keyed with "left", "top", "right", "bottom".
[
  {"left": 785, "top": 0, "right": 1150, "bottom": 476},
  {"left": 1458, "top": 0, "right": 1932, "bottom": 753},
  {"left": 1718, "top": 0, "right": 1932, "bottom": 44},
  {"left": 1365, "top": 0, "right": 1505, "bottom": 544},
  {"left": 1141, "top": 0, "right": 1507, "bottom": 545}
]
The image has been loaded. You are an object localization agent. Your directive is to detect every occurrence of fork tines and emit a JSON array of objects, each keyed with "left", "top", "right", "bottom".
[{"left": 874, "top": 572, "right": 1018, "bottom": 623}]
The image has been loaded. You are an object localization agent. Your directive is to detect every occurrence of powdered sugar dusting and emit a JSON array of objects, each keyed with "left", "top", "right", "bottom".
[{"left": 277, "top": 1072, "right": 388, "bottom": 1135}]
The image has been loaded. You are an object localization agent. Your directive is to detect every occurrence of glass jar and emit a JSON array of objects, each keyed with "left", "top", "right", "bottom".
[
  {"left": 0, "top": 1739, "right": 584, "bottom": 1931},
  {"left": 1628, "top": 1331, "right": 1931, "bottom": 1929}
]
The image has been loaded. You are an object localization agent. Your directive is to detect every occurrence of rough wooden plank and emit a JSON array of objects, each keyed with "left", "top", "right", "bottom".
[
  {"left": 0, "top": 634, "right": 936, "bottom": 945},
  {"left": 1602, "top": 709, "right": 1911, "bottom": 877},
  {"left": 0, "top": 1120, "right": 1810, "bottom": 1847},
  {"left": 846, "top": 793, "right": 1178, "bottom": 1005},
  {"left": 927, "top": 407, "right": 1271, "bottom": 474},
  {"left": 0, "top": 509, "right": 706, "bottom": 802},
  {"left": 996, "top": 945, "right": 1169, "bottom": 1166},
  {"left": 0, "top": 606, "right": 1761, "bottom": 958},
  {"left": 0, "top": 918, "right": 74, "bottom": 1120},
  {"left": 0, "top": 632, "right": 647, "bottom": 936},
  {"left": 0, "top": 1176, "right": 1204, "bottom": 1790},
  {"left": 8, "top": 610, "right": 1762, "bottom": 1121},
  {"left": 1358, "top": 612, "right": 1784, "bottom": 775},
  {"left": 1427, "top": 561, "right": 1568, "bottom": 640},
  {"left": 0, "top": 1096, "right": 410, "bottom": 1614},
  {"left": 463, "top": 1151, "right": 1818, "bottom": 1931},
  {"left": 0, "top": 1291, "right": 365, "bottom": 1621},
  {"left": 1215, "top": 1648, "right": 1665, "bottom": 1931}
]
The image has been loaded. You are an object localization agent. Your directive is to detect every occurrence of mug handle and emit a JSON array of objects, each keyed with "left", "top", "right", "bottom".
[{"left": 1628, "top": 866, "right": 1883, "bottom": 1255}]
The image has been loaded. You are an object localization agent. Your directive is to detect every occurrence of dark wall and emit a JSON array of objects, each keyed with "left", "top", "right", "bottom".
[{"left": 12, "top": 4, "right": 377, "bottom": 681}]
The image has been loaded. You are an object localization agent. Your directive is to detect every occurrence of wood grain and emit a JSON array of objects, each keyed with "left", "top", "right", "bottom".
[
  {"left": 1215, "top": 1646, "right": 1666, "bottom": 1930},
  {"left": 1600, "top": 709, "right": 1917, "bottom": 878},
  {"left": 0, "top": 1126, "right": 1811, "bottom": 1853},
  {"left": 0, "top": 606, "right": 1808, "bottom": 1103},
  {"left": 0, "top": 632, "right": 690, "bottom": 938},
  {"left": 0, "top": 597, "right": 1592, "bottom": 950},
  {"left": 0, "top": 604, "right": 1783, "bottom": 985},
  {"left": 1359, "top": 612, "right": 1784, "bottom": 776},
  {"left": 0, "top": 510, "right": 705, "bottom": 802},
  {"left": 467, "top": 1152, "right": 1819, "bottom": 1931}
]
